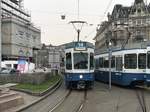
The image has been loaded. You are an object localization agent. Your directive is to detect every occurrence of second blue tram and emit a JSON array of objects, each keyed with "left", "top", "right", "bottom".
[
  {"left": 95, "top": 47, "right": 150, "bottom": 86},
  {"left": 65, "top": 41, "right": 94, "bottom": 89}
]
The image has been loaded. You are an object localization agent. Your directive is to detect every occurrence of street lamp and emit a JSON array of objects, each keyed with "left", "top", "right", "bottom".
[
  {"left": 108, "top": 41, "right": 112, "bottom": 90},
  {"left": 61, "top": 14, "right": 66, "bottom": 20}
]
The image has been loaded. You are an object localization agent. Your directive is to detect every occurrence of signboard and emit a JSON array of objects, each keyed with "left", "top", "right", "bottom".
[
  {"left": 17, "top": 59, "right": 26, "bottom": 73},
  {"left": 74, "top": 42, "right": 86, "bottom": 51}
]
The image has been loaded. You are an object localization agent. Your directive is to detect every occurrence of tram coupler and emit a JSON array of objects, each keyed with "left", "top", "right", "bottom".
[{"left": 77, "top": 81, "right": 85, "bottom": 89}]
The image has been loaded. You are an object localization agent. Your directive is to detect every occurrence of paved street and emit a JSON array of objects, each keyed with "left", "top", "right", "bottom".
[
  {"left": 6, "top": 81, "right": 150, "bottom": 112},
  {"left": 82, "top": 82, "right": 150, "bottom": 112}
]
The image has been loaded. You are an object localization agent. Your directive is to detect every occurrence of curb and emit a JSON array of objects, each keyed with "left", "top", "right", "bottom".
[
  {"left": 10, "top": 76, "right": 62, "bottom": 96},
  {"left": 15, "top": 78, "right": 62, "bottom": 112}
]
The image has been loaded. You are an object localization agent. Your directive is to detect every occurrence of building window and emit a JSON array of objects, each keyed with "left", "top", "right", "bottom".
[
  {"left": 32, "top": 35, "right": 36, "bottom": 42},
  {"left": 137, "top": 19, "right": 141, "bottom": 25},
  {"left": 26, "top": 33, "right": 30, "bottom": 40},
  {"left": 138, "top": 53, "right": 146, "bottom": 69},
  {"left": 125, "top": 54, "right": 137, "bottom": 69},
  {"left": 18, "top": 31, "right": 24, "bottom": 38},
  {"left": 137, "top": 9, "right": 141, "bottom": 14},
  {"left": 133, "top": 20, "right": 136, "bottom": 25},
  {"left": 147, "top": 18, "right": 150, "bottom": 24},
  {"left": 142, "top": 19, "right": 146, "bottom": 24}
]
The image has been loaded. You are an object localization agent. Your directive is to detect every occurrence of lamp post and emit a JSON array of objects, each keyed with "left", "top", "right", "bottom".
[
  {"left": 108, "top": 41, "right": 112, "bottom": 90},
  {"left": 26, "top": 51, "right": 30, "bottom": 72},
  {"left": 35, "top": 51, "right": 38, "bottom": 68},
  {"left": 0, "top": 0, "right": 2, "bottom": 71}
]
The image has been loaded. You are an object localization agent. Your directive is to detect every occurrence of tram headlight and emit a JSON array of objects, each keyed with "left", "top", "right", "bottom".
[{"left": 80, "top": 75, "right": 83, "bottom": 79}]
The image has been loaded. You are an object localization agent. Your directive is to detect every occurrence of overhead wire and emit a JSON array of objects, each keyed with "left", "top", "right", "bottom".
[
  {"left": 103, "top": 0, "right": 113, "bottom": 17},
  {"left": 30, "top": 0, "right": 114, "bottom": 41},
  {"left": 84, "top": 0, "right": 113, "bottom": 40}
]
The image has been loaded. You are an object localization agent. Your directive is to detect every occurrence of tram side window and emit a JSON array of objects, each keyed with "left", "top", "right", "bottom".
[
  {"left": 125, "top": 54, "right": 137, "bottom": 69},
  {"left": 138, "top": 53, "right": 146, "bottom": 69},
  {"left": 95, "top": 59, "right": 99, "bottom": 69},
  {"left": 90, "top": 53, "right": 94, "bottom": 70},
  {"left": 99, "top": 57, "right": 104, "bottom": 68},
  {"left": 66, "top": 53, "right": 72, "bottom": 70},
  {"left": 111, "top": 56, "right": 115, "bottom": 68},
  {"left": 104, "top": 57, "right": 109, "bottom": 68},
  {"left": 147, "top": 52, "right": 150, "bottom": 68},
  {"left": 116, "top": 57, "right": 122, "bottom": 71}
]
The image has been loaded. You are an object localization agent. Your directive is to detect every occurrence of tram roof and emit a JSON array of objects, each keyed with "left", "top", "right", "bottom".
[{"left": 65, "top": 41, "right": 94, "bottom": 49}]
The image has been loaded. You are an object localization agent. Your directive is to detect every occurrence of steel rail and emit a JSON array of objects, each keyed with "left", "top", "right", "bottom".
[
  {"left": 48, "top": 90, "right": 72, "bottom": 112},
  {"left": 135, "top": 89, "right": 147, "bottom": 112},
  {"left": 74, "top": 90, "right": 87, "bottom": 112},
  {"left": 18, "top": 79, "right": 63, "bottom": 112}
]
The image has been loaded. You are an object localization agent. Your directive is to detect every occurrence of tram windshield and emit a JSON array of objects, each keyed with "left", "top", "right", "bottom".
[
  {"left": 74, "top": 53, "right": 88, "bottom": 69},
  {"left": 147, "top": 52, "right": 150, "bottom": 68}
]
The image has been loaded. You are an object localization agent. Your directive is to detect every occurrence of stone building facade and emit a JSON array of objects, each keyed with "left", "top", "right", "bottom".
[
  {"left": 36, "top": 44, "right": 65, "bottom": 71},
  {"left": 94, "top": 0, "right": 150, "bottom": 54},
  {"left": 2, "top": 18, "right": 41, "bottom": 62},
  {"left": 1, "top": 0, "right": 41, "bottom": 62}
]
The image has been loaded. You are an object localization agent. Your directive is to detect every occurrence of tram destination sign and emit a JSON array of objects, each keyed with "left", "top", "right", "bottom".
[{"left": 74, "top": 42, "right": 87, "bottom": 51}]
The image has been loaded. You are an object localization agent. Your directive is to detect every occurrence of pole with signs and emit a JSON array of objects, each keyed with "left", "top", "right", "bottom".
[
  {"left": 109, "top": 42, "right": 112, "bottom": 90},
  {"left": 26, "top": 51, "right": 30, "bottom": 72},
  {"left": 0, "top": 0, "right": 1, "bottom": 71}
]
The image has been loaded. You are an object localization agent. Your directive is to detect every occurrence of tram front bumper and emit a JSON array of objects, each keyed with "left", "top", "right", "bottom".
[{"left": 65, "top": 73, "right": 94, "bottom": 81}]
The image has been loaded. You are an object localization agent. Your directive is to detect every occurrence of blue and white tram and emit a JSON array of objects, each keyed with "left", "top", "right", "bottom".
[
  {"left": 146, "top": 45, "right": 150, "bottom": 86},
  {"left": 65, "top": 41, "right": 94, "bottom": 89},
  {"left": 95, "top": 48, "right": 148, "bottom": 86}
]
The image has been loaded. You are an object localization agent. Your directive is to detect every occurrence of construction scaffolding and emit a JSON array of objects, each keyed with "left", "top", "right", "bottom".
[{"left": 1, "top": 0, "right": 30, "bottom": 23}]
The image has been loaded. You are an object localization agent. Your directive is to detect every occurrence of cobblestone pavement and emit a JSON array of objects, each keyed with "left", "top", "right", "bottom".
[{"left": 82, "top": 82, "right": 150, "bottom": 112}]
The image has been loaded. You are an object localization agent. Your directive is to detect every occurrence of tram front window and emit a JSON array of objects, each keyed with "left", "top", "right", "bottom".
[
  {"left": 90, "top": 53, "right": 94, "bottom": 70},
  {"left": 147, "top": 52, "right": 150, "bottom": 68},
  {"left": 74, "top": 53, "right": 88, "bottom": 69},
  {"left": 66, "top": 53, "right": 72, "bottom": 70}
]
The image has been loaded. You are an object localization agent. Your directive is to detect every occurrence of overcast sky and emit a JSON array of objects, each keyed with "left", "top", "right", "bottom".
[{"left": 23, "top": 0, "right": 149, "bottom": 45}]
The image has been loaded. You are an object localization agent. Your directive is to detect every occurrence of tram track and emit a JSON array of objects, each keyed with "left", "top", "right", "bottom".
[
  {"left": 49, "top": 90, "right": 72, "bottom": 112},
  {"left": 49, "top": 89, "right": 88, "bottom": 112},
  {"left": 135, "top": 88, "right": 147, "bottom": 112},
  {"left": 19, "top": 83, "right": 70, "bottom": 112},
  {"left": 74, "top": 90, "right": 87, "bottom": 112}
]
